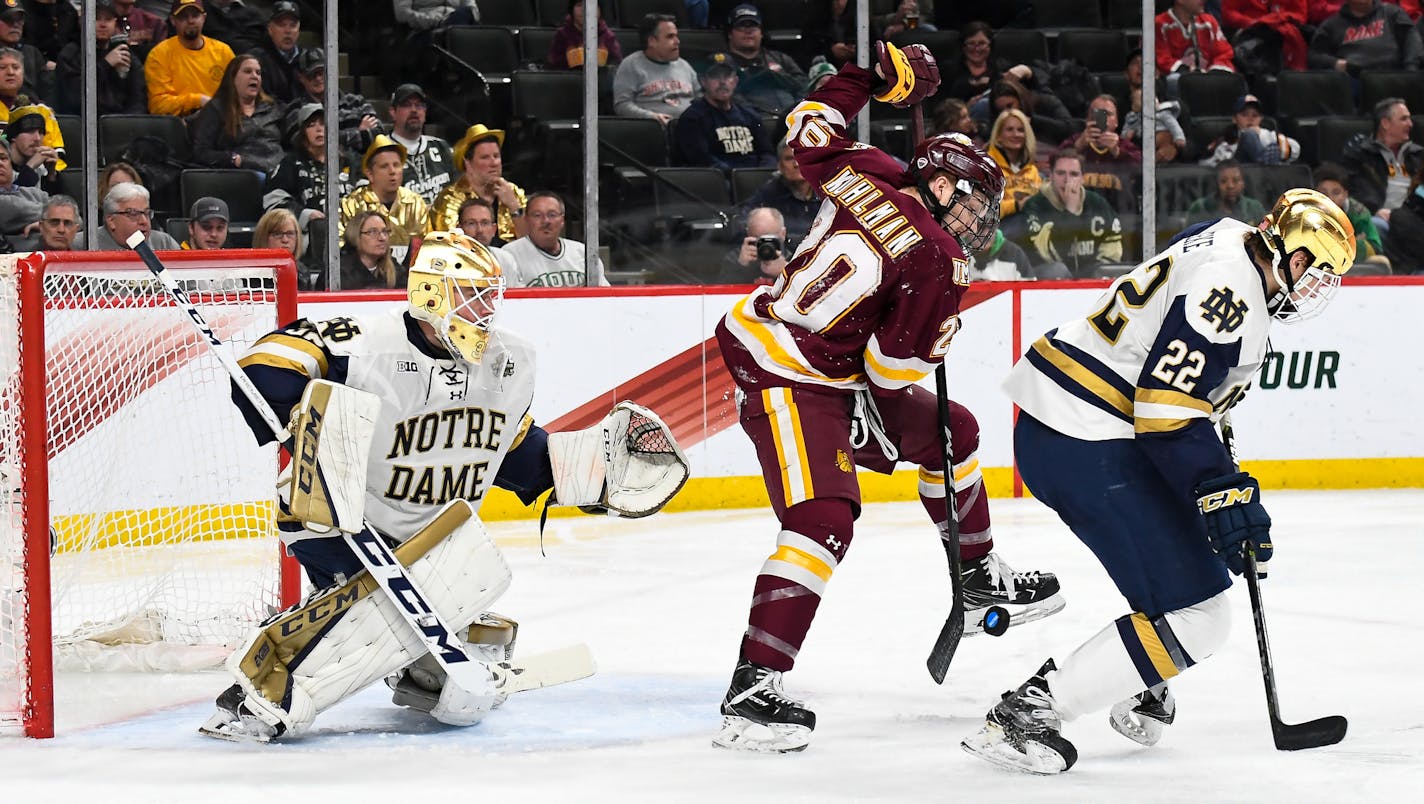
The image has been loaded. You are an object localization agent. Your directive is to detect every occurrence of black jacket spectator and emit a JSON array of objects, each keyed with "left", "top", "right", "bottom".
[
  {"left": 56, "top": 28, "right": 148, "bottom": 116},
  {"left": 1308, "top": 0, "right": 1423, "bottom": 71},
  {"left": 254, "top": 36, "right": 301, "bottom": 105},
  {"left": 673, "top": 95, "right": 775, "bottom": 171},
  {"left": 187, "top": 55, "right": 285, "bottom": 178},
  {"left": 1340, "top": 132, "right": 1424, "bottom": 214},
  {"left": 20, "top": 0, "right": 78, "bottom": 63},
  {"left": 1384, "top": 186, "right": 1424, "bottom": 273},
  {"left": 203, "top": 0, "right": 266, "bottom": 56}
]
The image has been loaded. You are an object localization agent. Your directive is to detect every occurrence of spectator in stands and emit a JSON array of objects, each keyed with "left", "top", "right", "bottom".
[
  {"left": 29, "top": 193, "right": 78, "bottom": 250},
  {"left": 145, "top": 0, "right": 236, "bottom": 117},
  {"left": 1222, "top": 1, "right": 1308, "bottom": 72},
  {"left": 6, "top": 104, "right": 62, "bottom": 193},
  {"left": 0, "top": 50, "right": 63, "bottom": 171},
  {"left": 801, "top": 0, "right": 860, "bottom": 69},
  {"left": 930, "top": 97, "right": 982, "bottom": 143},
  {"left": 1308, "top": 1, "right": 1422, "bottom": 26},
  {"left": 98, "top": 161, "right": 141, "bottom": 204},
  {"left": 716, "top": 205, "right": 787, "bottom": 285},
  {"left": 1341, "top": 97, "right": 1424, "bottom": 227},
  {"left": 0, "top": 145, "right": 45, "bottom": 237},
  {"left": 202, "top": 0, "right": 265, "bottom": 56},
  {"left": 339, "top": 134, "right": 429, "bottom": 266},
  {"left": 429, "top": 124, "right": 528, "bottom": 243},
  {"left": 501, "top": 191, "right": 607, "bottom": 287},
  {"left": 57, "top": 2, "right": 148, "bottom": 116},
  {"left": 454, "top": 196, "right": 519, "bottom": 276},
  {"left": 181, "top": 196, "right": 229, "bottom": 250},
  {"left": 1383, "top": 160, "right": 1424, "bottom": 273},
  {"left": 337, "top": 208, "right": 403, "bottom": 290},
  {"left": 187, "top": 53, "right": 283, "bottom": 180},
  {"left": 1309, "top": 0, "right": 1422, "bottom": 72},
  {"left": 737, "top": 137, "right": 819, "bottom": 248},
  {"left": 612, "top": 13, "right": 697, "bottom": 126},
  {"left": 673, "top": 52, "right": 776, "bottom": 171},
  {"left": 943, "top": 21, "right": 1034, "bottom": 104},
  {"left": 0, "top": 1, "right": 49, "bottom": 101},
  {"left": 282, "top": 49, "right": 383, "bottom": 163},
  {"left": 1018, "top": 149, "right": 1123, "bottom": 278},
  {"left": 108, "top": 0, "right": 169, "bottom": 60},
  {"left": 1315, "top": 160, "right": 1390, "bottom": 269},
  {"left": 549, "top": 0, "right": 621, "bottom": 70},
  {"left": 877, "top": 1, "right": 936, "bottom": 37},
  {"left": 1122, "top": 88, "right": 1187, "bottom": 163},
  {"left": 1185, "top": 159, "right": 1268, "bottom": 225},
  {"left": 393, "top": 0, "right": 478, "bottom": 33},
  {"left": 1059, "top": 95, "right": 1140, "bottom": 211},
  {"left": 254, "top": 1, "right": 303, "bottom": 105},
  {"left": 1200, "top": 93, "right": 1301, "bottom": 166},
  {"left": 252, "top": 207, "right": 302, "bottom": 263},
  {"left": 266, "top": 103, "right": 353, "bottom": 246},
  {"left": 85, "top": 181, "right": 180, "bottom": 250},
  {"left": 1155, "top": 0, "right": 1236, "bottom": 98},
  {"left": 968, "top": 229, "right": 1035, "bottom": 281},
  {"left": 986, "top": 109, "right": 1041, "bottom": 222},
  {"left": 20, "top": 0, "right": 78, "bottom": 67},
  {"left": 386, "top": 83, "right": 456, "bottom": 205},
  {"left": 985, "top": 75, "right": 1074, "bottom": 146},
  {"left": 723, "top": 3, "right": 808, "bottom": 117}
]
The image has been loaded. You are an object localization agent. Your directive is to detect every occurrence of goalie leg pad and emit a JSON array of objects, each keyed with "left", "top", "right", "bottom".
[
  {"left": 214, "top": 500, "right": 511, "bottom": 738},
  {"left": 288, "top": 379, "right": 382, "bottom": 533},
  {"left": 547, "top": 401, "right": 690, "bottom": 518}
]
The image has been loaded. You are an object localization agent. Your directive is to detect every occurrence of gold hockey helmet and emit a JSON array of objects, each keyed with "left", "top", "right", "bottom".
[
  {"left": 1261, "top": 188, "right": 1355, "bottom": 323},
  {"left": 407, "top": 231, "right": 505, "bottom": 363}
]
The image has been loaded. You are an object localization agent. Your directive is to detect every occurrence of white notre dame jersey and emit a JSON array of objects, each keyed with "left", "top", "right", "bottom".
[
  {"left": 238, "top": 306, "right": 537, "bottom": 542},
  {"left": 1004, "top": 218, "right": 1271, "bottom": 441}
]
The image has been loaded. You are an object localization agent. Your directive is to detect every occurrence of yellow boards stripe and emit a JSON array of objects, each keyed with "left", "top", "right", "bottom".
[
  {"left": 1130, "top": 612, "right": 1181, "bottom": 681},
  {"left": 51, "top": 502, "right": 276, "bottom": 553}
]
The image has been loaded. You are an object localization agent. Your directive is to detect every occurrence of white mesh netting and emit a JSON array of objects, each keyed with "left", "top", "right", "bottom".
[{"left": 1, "top": 255, "right": 287, "bottom": 735}]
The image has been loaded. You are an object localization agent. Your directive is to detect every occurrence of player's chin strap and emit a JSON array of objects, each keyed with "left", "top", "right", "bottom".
[{"left": 1259, "top": 230, "right": 1299, "bottom": 316}]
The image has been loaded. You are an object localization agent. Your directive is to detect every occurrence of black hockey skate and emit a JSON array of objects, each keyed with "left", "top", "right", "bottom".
[
  {"left": 712, "top": 660, "right": 816, "bottom": 753},
  {"left": 961, "top": 552, "right": 1065, "bottom": 635},
  {"left": 961, "top": 660, "right": 1078, "bottom": 775},
  {"left": 1109, "top": 682, "right": 1176, "bottom": 746}
]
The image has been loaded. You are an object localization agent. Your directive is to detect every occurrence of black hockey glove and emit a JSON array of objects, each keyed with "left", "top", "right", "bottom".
[{"left": 1194, "top": 472, "right": 1272, "bottom": 578}]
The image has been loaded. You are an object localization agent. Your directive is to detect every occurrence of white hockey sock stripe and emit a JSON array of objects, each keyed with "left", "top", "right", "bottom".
[{"left": 763, "top": 388, "right": 813, "bottom": 509}]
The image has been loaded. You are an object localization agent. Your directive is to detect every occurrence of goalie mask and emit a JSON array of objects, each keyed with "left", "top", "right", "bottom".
[
  {"left": 1259, "top": 189, "right": 1355, "bottom": 323},
  {"left": 408, "top": 231, "right": 506, "bottom": 363},
  {"left": 911, "top": 133, "right": 1005, "bottom": 253}
]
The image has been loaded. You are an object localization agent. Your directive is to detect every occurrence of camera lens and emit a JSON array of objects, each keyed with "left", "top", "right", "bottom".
[{"left": 756, "top": 236, "right": 781, "bottom": 262}]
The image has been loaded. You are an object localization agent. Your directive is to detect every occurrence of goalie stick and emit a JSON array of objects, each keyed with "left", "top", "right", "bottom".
[
  {"left": 914, "top": 102, "right": 967, "bottom": 685},
  {"left": 492, "top": 643, "right": 597, "bottom": 695},
  {"left": 1220, "top": 413, "right": 1348, "bottom": 751},
  {"left": 127, "top": 233, "right": 496, "bottom": 697}
]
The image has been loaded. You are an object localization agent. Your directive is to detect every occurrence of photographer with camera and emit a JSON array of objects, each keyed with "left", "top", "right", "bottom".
[
  {"left": 716, "top": 206, "right": 788, "bottom": 285},
  {"left": 57, "top": 2, "right": 148, "bottom": 115}
]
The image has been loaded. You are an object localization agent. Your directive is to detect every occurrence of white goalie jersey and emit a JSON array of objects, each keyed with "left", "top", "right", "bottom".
[
  {"left": 237, "top": 306, "right": 538, "bottom": 543},
  {"left": 1005, "top": 218, "right": 1271, "bottom": 443}
]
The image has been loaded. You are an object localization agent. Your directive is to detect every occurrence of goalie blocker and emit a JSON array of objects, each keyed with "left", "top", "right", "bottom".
[{"left": 548, "top": 402, "right": 690, "bottom": 517}]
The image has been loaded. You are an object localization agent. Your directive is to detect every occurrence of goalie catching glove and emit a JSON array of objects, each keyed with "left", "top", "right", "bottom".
[
  {"left": 547, "top": 401, "right": 689, "bottom": 518},
  {"left": 1195, "top": 472, "right": 1272, "bottom": 577},
  {"left": 874, "top": 41, "right": 939, "bottom": 109}
]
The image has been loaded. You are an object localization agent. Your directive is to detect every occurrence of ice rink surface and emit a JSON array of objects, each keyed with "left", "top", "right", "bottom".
[{"left": 3, "top": 490, "right": 1422, "bottom": 803}]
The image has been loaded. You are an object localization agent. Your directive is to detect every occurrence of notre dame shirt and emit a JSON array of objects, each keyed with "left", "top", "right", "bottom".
[
  {"left": 718, "top": 63, "right": 972, "bottom": 396},
  {"left": 234, "top": 307, "right": 537, "bottom": 542}
]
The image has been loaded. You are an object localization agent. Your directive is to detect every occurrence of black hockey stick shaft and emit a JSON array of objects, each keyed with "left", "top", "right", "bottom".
[
  {"left": 926, "top": 363, "right": 965, "bottom": 683},
  {"left": 1221, "top": 416, "right": 1348, "bottom": 750}
]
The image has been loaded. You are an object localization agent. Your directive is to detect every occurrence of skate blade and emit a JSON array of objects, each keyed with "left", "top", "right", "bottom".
[
  {"left": 965, "top": 593, "right": 1067, "bottom": 636},
  {"left": 197, "top": 709, "right": 276, "bottom": 743},
  {"left": 1108, "top": 703, "right": 1166, "bottom": 747},
  {"left": 711, "top": 715, "right": 811, "bottom": 753},
  {"left": 960, "top": 722, "right": 1071, "bottom": 775}
]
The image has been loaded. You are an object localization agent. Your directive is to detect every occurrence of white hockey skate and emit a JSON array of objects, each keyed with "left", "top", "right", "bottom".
[
  {"left": 961, "top": 552, "right": 1066, "bottom": 636},
  {"left": 1109, "top": 683, "right": 1176, "bottom": 747},
  {"left": 198, "top": 684, "right": 282, "bottom": 743},
  {"left": 961, "top": 660, "right": 1078, "bottom": 775},
  {"left": 712, "top": 660, "right": 815, "bottom": 753}
]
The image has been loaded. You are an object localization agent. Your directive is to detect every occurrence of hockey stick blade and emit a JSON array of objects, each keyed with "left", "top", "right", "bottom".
[
  {"left": 1274, "top": 714, "right": 1348, "bottom": 751},
  {"left": 926, "top": 601, "right": 965, "bottom": 683},
  {"left": 492, "top": 644, "right": 597, "bottom": 695},
  {"left": 926, "top": 363, "right": 965, "bottom": 684}
]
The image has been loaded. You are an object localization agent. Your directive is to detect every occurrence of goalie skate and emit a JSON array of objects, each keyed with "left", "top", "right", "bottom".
[
  {"left": 962, "top": 552, "right": 1065, "bottom": 636},
  {"left": 197, "top": 684, "right": 282, "bottom": 744},
  {"left": 712, "top": 661, "right": 815, "bottom": 753},
  {"left": 1109, "top": 683, "right": 1176, "bottom": 747},
  {"left": 961, "top": 660, "right": 1078, "bottom": 775}
]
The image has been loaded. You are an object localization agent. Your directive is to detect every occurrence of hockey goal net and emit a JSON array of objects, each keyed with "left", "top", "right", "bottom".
[{"left": 0, "top": 249, "right": 300, "bottom": 738}]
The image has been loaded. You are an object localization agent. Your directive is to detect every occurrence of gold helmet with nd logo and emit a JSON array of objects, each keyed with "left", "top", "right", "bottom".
[
  {"left": 408, "top": 231, "right": 506, "bottom": 362},
  {"left": 1260, "top": 188, "right": 1355, "bottom": 323}
]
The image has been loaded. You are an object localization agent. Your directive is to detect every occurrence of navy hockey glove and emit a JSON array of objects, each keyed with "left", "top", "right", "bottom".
[
  {"left": 1195, "top": 472, "right": 1272, "bottom": 577},
  {"left": 874, "top": 41, "right": 939, "bottom": 108}
]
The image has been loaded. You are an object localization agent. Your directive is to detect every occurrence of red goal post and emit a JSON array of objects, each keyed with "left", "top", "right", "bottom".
[{"left": 1, "top": 249, "right": 301, "bottom": 738}]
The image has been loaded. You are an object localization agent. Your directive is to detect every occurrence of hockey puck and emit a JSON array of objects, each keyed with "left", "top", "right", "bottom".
[{"left": 983, "top": 606, "right": 1010, "bottom": 637}]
